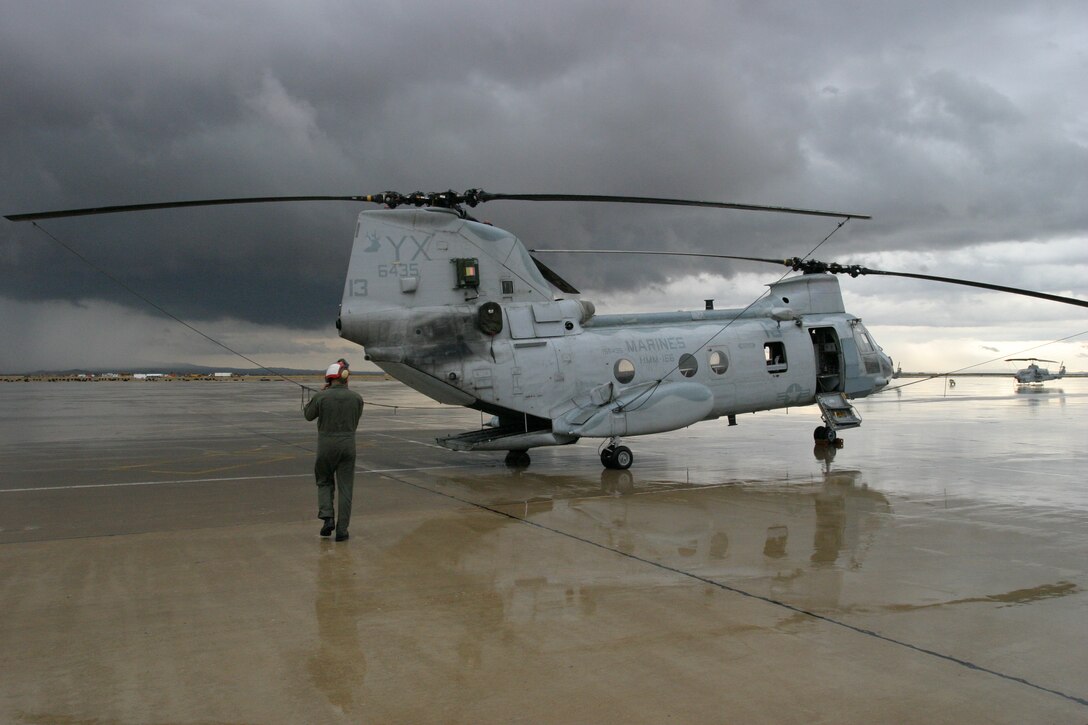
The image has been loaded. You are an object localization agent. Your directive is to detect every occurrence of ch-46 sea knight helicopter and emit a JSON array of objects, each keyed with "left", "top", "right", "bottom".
[
  {"left": 8, "top": 189, "right": 1087, "bottom": 469},
  {"left": 1007, "top": 358, "right": 1066, "bottom": 385}
]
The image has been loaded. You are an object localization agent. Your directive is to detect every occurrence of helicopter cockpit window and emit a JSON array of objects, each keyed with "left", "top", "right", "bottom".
[
  {"left": 708, "top": 350, "right": 728, "bottom": 374},
  {"left": 614, "top": 359, "right": 636, "bottom": 384},
  {"left": 678, "top": 353, "right": 698, "bottom": 377},
  {"left": 854, "top": 326, "right": 876, "bottom": 353},
  {"left": 764, "top": 342, "right": 787, "bottom": 373}
]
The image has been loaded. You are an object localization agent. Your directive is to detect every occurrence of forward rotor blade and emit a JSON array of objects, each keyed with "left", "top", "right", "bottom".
[
  {"left": 528, "top": 255, "right": 580, "bottom": 294},
  {"left": 532, "top": 248, "right": 1088, "bottom": 309},
  {"left": 477, "top": 192, "right": 870, "bottom": 220},
  {"left": 529, "top": 248, "right": 792, "bottom": 266},
  {"left": 855, "top": 267, "right": 1088, "bottom": 309},
  {"left": 5, "top": 195, "right": 374, "bottom": 222}
]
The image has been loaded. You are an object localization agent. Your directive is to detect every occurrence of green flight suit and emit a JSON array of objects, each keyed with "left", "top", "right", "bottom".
[{"left": 304, "top": 381, "right": 364, "bottom": 537}]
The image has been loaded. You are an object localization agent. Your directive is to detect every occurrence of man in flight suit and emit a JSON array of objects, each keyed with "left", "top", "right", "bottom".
[{"left": 304, "top": 360, "right": 364, "bottom": 541}]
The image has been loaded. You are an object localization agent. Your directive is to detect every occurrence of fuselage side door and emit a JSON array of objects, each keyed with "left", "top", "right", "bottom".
[{"left": 809, "top": 326, "right": 844, "bottom": 393}]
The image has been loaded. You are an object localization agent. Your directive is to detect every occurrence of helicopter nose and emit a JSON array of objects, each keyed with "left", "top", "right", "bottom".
[{"left": 877, "top": 352, "right": 894, "bottom": 387}]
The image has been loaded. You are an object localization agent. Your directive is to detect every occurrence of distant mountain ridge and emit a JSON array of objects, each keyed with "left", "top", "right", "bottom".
[{"left": 14, "top": 364, "right": 342, "bottom": 377}]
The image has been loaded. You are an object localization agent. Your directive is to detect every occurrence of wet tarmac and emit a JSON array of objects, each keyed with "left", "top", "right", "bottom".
[{"left": 1, "top": 376, "right": 1086, "bottom": 723}]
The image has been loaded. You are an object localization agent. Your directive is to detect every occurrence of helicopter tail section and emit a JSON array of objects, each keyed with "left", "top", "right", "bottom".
[
  {"left": 338, "top": 207, "right": 557, "bottom": 337},
  {"left": 336, "top": 206, "right": 565, "bottom": 404}
]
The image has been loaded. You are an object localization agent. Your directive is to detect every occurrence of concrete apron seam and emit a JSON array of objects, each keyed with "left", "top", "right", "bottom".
[{"left": 378, "top": 470, "right": 1088, "bottom": 710}]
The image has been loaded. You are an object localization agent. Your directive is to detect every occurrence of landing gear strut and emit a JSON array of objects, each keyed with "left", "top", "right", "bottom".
[
  {"left": 600, "top": 441, "right": 633, "bottom": 470},
  {"left": 814, "top": 392, "right": 860, "bottom": 447}
]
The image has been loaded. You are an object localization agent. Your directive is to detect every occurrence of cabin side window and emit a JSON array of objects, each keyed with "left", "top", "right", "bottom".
[
  {"left": 614, "top": 358, "right": 636, "bottom": 384},
  {"left": 678, "top": 353, "right": 698, "bottom": 377},
  {"left": 708, "top": 350, "right": 728, "bottom": 374},
  {"left": 764, "top": 342, "right": 787, "bottom": 373}
]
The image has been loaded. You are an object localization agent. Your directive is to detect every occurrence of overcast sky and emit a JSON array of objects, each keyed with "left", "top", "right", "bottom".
[{"left": 2, "top": 0, "right": 1086, "bottom": 374}]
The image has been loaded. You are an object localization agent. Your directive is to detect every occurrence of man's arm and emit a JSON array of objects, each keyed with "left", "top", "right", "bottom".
[
  {"left": 304, "top": 393, "right": 321, "bottom": 421},
  {"left": 352, "top": 395, "right": 363, "bottom": 428}
]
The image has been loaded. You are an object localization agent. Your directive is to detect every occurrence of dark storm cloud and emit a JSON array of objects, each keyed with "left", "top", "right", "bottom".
[{"left": 2, "top": 1, "right": 1086, "bottom": 336}]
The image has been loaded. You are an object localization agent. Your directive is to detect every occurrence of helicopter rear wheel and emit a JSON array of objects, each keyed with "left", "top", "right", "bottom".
[
  {"left": 505, "top": 450, "right": 531, "bottom": 468},
  {"left": 610, "top": 445, "right": 633, "bottom": 470},
  {"left": 600, "top": 444, "right": 633, "bottom": 469}
]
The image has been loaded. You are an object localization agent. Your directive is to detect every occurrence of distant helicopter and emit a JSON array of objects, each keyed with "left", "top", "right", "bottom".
[
  {"left": 1006, "top": 358, "right": 1066, "bottom": 385},
  {"left": 8, "top": 190, "right": 1088, "bottom": 469}
]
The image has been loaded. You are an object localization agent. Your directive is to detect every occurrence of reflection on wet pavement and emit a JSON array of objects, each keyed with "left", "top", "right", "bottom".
[
  {"left": 309, "top": 544, "right": 368, "bottom": 716},
  {"left": 411, "top": 462, "right": 892, "bottom": 612}
]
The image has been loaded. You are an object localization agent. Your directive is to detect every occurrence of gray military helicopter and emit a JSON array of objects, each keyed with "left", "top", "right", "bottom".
[
  {"left": 9, "top": 190, "right": 1088, "bottom": 469},
  {"left": 1007, "top": 358, "right": 1066, "bottom": 385}
]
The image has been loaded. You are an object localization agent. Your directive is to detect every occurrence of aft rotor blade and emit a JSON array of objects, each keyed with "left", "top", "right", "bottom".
[
  {"left": 477, "top": 192, "right": 870, "bottom": 220},
  {"left": 7, "top": 189, "right": 871, "bottom": 222},
  {"left": 5, "top": 195, "right": 374, "bottom": 222}
]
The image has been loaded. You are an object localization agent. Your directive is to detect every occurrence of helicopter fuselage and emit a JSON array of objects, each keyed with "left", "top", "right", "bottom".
[
  {"left": 337, "top": 207, "right": 893, "bottom": 460},
  {"left": 1013, "top": 362, "right": 1065, "bottom": 384}
]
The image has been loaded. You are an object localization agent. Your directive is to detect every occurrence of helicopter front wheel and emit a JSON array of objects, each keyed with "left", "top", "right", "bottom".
[{"left": 813, "top": 425, "right": 837, "bottom": 443}]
